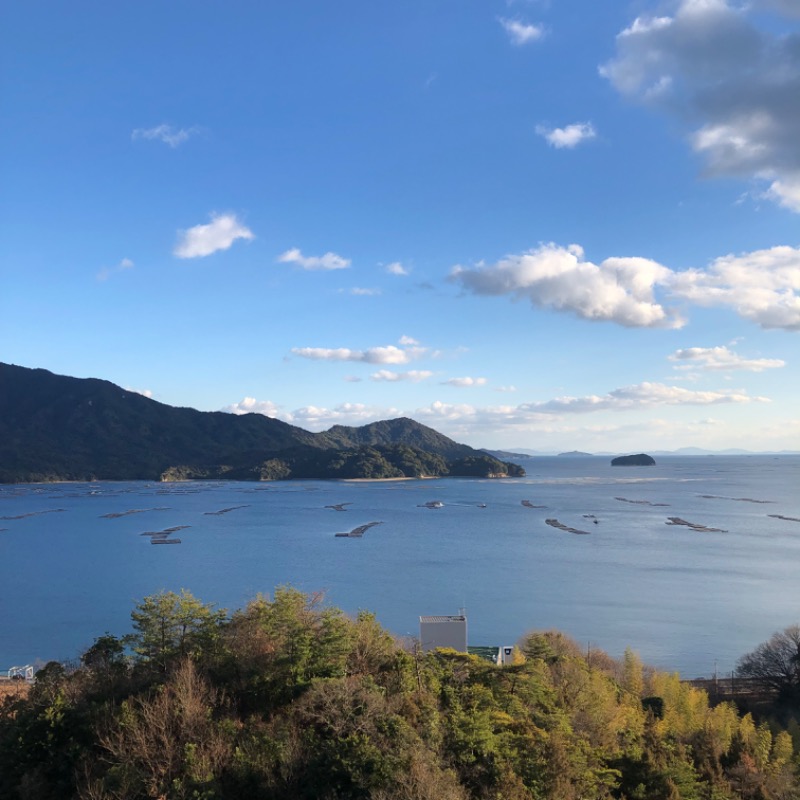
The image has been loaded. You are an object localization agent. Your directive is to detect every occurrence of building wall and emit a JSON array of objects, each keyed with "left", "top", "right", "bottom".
[{"left": 419, "top": 617, "right": 467, "bottom": 652}]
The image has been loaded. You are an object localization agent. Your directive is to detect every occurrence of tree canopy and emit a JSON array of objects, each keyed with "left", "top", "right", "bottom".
[{"left": 1, "top": 591, "right": 798, "bottom": 799}]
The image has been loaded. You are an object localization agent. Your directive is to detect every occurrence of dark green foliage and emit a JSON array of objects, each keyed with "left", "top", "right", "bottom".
[
  {"left": 642, "top": 696, "right": 665, "bottom": 719},
  {"left": 0, "top": 363, "right": 525, "bottom": 482},
  {"left": 3, "top": 590, "right": 796, "bottom": 799}
]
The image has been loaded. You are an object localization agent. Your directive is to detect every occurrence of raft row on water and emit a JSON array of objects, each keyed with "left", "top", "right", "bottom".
[{"left": 335, "top": 521, "right": 384, "bottom": 538}]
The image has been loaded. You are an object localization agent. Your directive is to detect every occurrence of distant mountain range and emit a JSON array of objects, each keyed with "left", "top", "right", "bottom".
[
  {"left": 0, "top": 363, "right": 525, "bottom": 483},
  {"left": 483, "top": 447, "right": 800, "bottom": 459}
]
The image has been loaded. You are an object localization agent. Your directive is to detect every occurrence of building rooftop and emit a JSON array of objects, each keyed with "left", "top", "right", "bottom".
[{"left": 419, "top": 615, "right": 466, "bottom": 624}]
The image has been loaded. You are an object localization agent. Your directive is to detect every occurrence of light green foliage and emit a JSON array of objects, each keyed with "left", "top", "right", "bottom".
[{"left": 127, "top": 589, "right": 226, "bottom": 673}]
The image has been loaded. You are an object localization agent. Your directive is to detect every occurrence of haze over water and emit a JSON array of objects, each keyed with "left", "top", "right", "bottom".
[{"left": 1, "top": 455, "right": 798, "bottom": 678}]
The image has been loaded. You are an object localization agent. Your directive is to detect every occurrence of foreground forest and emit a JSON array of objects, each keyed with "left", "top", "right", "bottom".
[{"left": 1, "top": 590, "right": 798, "bottom": 800}]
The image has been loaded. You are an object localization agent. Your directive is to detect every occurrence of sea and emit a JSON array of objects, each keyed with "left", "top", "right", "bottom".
[{"left": 1, "top": 455, "right": 798, "bottom": 679}]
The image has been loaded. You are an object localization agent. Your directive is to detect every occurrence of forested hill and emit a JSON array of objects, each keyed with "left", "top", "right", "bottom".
[
  {"left": 0, "top": 363, "right": 523, "bottom": 482},
  {"left": 316, "top": 417, "right": 475, "bottom": 460}
]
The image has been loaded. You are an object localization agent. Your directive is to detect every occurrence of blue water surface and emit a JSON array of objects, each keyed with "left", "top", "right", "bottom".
[{"left": 1, "top": 455, "right": 798, "bottom": 678}]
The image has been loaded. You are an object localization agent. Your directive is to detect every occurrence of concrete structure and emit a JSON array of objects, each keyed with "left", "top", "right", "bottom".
[{"left": 419, "top": 614, "right": 467, "bottom": 653}]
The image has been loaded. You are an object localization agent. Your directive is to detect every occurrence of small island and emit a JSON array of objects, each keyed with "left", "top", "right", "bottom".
[{"left": 611, "top": 453, "right": 656, "bottom": 467}]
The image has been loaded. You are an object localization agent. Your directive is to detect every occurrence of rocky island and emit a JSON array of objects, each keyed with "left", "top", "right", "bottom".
[{"left": 611, "top": 453, "right": 656, "bottom": 466}]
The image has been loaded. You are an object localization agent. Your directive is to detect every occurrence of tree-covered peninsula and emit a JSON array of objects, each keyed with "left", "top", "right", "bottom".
[
  {"left": 0, "top": 363, "right": 523, "bottom": 482},
  {"left": 1, "top": 589, "right": 798, "bottom": 799}
]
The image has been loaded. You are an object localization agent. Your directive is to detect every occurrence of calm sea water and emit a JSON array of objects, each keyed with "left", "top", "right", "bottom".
[{"left": 1, "top": 456, "right": 798, "bottom": 678}]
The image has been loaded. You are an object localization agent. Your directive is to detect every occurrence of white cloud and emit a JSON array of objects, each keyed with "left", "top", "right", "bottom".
[
  {"left": 131, "top": 124, "right": 198, "bottom": 148},
  {"left": 535, "top": 122, "right": 597, "bottom": 149},
  {"left": 370, "top": 370, "right": 433, "bottom": 382},
  {"left": 668, "top": 345, "right": 785, "bottom": 372},
  {"left": 601, "top": 0, "right": 800, "bottom": 211},
  {"left": 498, "top": 17, "right": 546, "bottom": 45},
  {"left": 278, "top": 248, "right": 350, "bottom": 270},
  {"left": 223, "top": 398, "right": 400, "bottom": 430},
  {"left": 668, "top": 245, "right": 800, "bottom": 330},
  {"left": 292, "top": 345, "right": 413, "bottom": 365},
  {"left": 495, "top": 385, "right": 518, "bottom": 393},
  {"left": 766, "top": 178, "right": 800, "bottom": 214},
  {"left": 450, "top": 242, "right": 682, "bottom": 328},
  {"left": 398, "top": 335, "right": 420, "bottom": 346},
  {"left": 386, "top": 261, "right": 410, "bottom": 276},
  {"left": 224, "top": 397, "right": 283, "bottom": 417},
  {"left": 125, "top": 386, "right": 153, "bottom": 399},
  {"left": 96, "top": 257, "right": 134, "bottom": 281},
  {"left": 443, "top": 376, "right": 488, "bottom": 388},
  {"left": 529, "top": 382, "right": 768, "bottom": 414},
  {"left": 174, "top": 213, "right": 254, "bottom": 259},
  {"left": 452, "top": 241, "right": 800, "bottom": 330}
]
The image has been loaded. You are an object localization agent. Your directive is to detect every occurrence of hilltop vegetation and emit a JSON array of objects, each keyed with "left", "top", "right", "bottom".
[
  {"left": 0, "top": 363, "right": 523, "bottom": 482},
  {"left": 1, "top": 589, "right": 797, "bottom": 799}
]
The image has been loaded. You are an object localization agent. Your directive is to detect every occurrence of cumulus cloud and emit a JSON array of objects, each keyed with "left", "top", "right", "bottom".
[
  {"left": 535, "top": 122, "right": 597, "bottom": 149},
  {"left": 451, "top": 243, "right": 682, "bottom": 328},
  {"left": 174, "top": 214, "right": 254, "bottom": 259},
  {"left": 498, "top": 17, "right": 546, "bottom": 45},
  {"left": 131, "top": 124, "right": 198, "bottom": 148},
  {"left": 667, "top": 245, "right": 800, "bottom": 329},
  {"left": 443, "top": 377, "right": 488, "bottom": 388},
  {"left": 668, "top": 345, "right": 785, "bottom": 371},
  {"left": 386, "top": 261, "right": 410, "bottom": 276},
  {"left": 370, "top": 370, "right": 433, "bottom": 382},
  {"left": 399, "top": 335, "right": 420, "bottom": 346},
  {"left": 223, "top": 397, "right": 283, "bottom": 417},
  {"left": 601, "top": 0, "right": 800, "bottom": 211},
  {"left": 96, "top": 258, "right": 134, "bottom": 281},
  {"left": 452, "top": 241, "right": 800, "bottom": 330},
  {"left": 278, "top": 248, "right": 350, "bottom": 270}
]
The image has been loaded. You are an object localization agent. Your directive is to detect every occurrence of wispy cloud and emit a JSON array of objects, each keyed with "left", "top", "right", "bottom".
[
  {"left": 668, "top": 346, "right": 785, "bottom": 372},
  {"left": 131, "top": 124, "right": 198, "bottom": 148},
  {"left": 370, "top": 370, "right": 433, "bottom": 382},
  {"left": 224, "top": 398, "right": 399, "bottom": 429},
  {"left": 535, "top": 122, "right": 596, "bottom": 149},
  {"left": 174, "top": 213, "right": 254, "bottom": 259},
  {"left": 386, "top": 261, "right": 410, "bottom": 276},
  {"left": 291, "top": 346, "right": 418, "bottom": 365},
  {"left": 529, "top": 382, "right": 768, "bottom": 414},
  {"left": 348, "top": 287, "right": 381, "bottom": 296},
  {"left": 278, "top": 248, "right": 350, "bottom": 271},
  {"left": 498, "top": 17, "right": 546, "bottom": 45},
  {"left": 442, "top": 376, "right": 488, "bottom": 388},
  {"left": 222, "top": 380, "right": 767, "bottom": 438},
  {"left": 96, "top": 258, "right": 134, "bottom": 282}
]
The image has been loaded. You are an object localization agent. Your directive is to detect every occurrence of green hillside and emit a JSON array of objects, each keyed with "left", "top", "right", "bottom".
[{"left": 0, "top": 363, "right": 523, "bottom": 482}]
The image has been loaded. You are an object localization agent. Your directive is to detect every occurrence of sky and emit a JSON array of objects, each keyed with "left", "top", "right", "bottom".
[{"left": 2, "top": 0, "right": 799, "bottom": 453}]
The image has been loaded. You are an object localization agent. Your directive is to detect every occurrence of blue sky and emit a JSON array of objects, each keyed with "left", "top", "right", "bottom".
[{"left": 2, "top": 0, "right": 799, "bottom": 452}]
